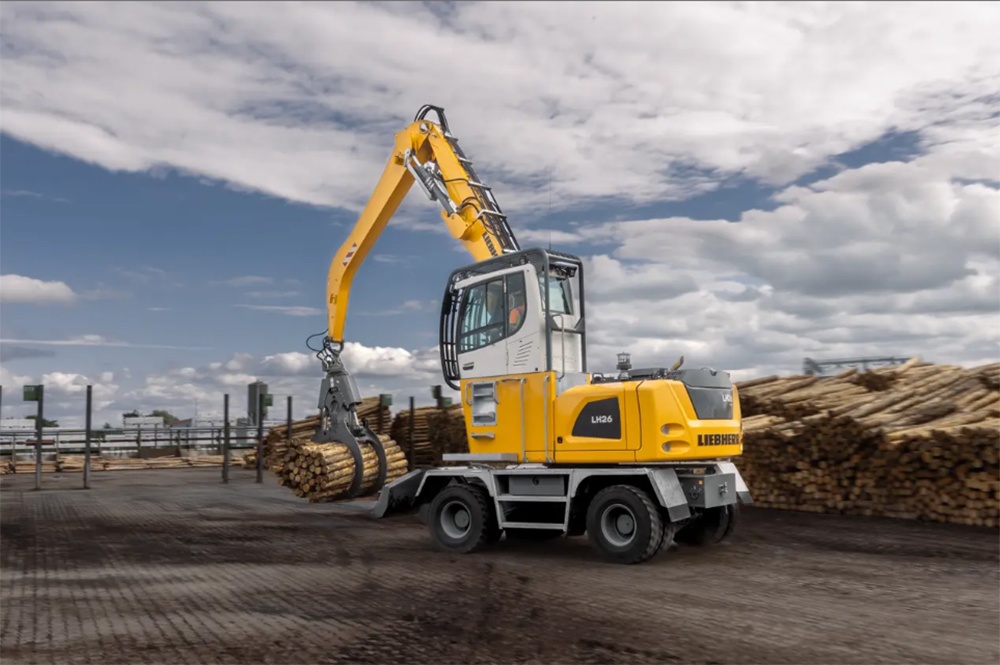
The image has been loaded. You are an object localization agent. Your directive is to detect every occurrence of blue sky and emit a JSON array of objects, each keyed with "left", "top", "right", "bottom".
[
  {"left": 1, "top": 1, "right": 997, "bottom": 427},
  {"left": 0, "top": 132, "right": 451, "bottom": 357}
]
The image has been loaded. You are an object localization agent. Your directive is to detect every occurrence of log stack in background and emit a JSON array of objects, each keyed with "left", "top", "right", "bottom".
[
  {"left": 428, "top": 404, "right": 470, "bottom": 464},
  {"left": 252, "top": 397, "right": 409, "bottom": 502},
  {"left": 1, "top": 454, "right": 245, "bottom": 474},
  {"left": 735, "top": 359, "right": 999, "bottom": 527},
  {"left": 390, "top": 406, "right": 438, "bottom": 467},
  {"left": 388, "top": 404, "right": 470, "bottom": 467}
]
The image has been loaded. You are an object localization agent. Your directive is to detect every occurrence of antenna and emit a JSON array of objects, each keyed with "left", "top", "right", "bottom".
[{"left": 548, "top": 166, "right": 553, "bottom": 250}]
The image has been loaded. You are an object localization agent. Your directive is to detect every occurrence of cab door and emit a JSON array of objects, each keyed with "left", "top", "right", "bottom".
[{"left": 455, "top": 276, "right": 508, "bottom": 381}]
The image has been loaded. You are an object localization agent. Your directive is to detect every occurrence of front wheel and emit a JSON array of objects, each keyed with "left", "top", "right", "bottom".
[
  {"left": 427, "top": 484, "right": 496, "bottom": 554},
  {"left": 585, "top": 485, "right": 665, "bottom": 564}
]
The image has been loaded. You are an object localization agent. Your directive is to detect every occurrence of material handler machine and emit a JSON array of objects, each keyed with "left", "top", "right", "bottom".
[{"left": 312, "top": 105, "right": 752, "bottom": 564}]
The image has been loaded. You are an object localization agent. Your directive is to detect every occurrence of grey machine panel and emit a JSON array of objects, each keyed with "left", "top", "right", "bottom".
[
  {"left": 643, "top": 467, "right": 693, "bottom": 522},
  {"left": 506, "top": 474, "right": 566, "bottom": 496},
  {"left": 712, "top": 461, "right": 753, "bottom": 504},
  {"left": 442, "top": 453, "right": 519, "bottom": 463},
  {"left": 678, "top": 472, "right": 737, "bottom": 509},
  {"left": 564, "top": 467, "right": 693, "bottom": 522}
]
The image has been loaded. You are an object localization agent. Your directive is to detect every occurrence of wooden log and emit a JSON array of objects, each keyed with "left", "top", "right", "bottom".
[{"left": 732, "top": 361, "right": 999, "bottom": 527}]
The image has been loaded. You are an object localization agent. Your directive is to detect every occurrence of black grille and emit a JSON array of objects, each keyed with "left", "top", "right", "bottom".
[{"left": 439, "top": 283, "right": 464, "bottom": 391}]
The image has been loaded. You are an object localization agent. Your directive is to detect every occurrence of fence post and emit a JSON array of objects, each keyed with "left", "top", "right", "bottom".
[
  {"left": 408, "top": 396, "right": 415, "bottom": 472},
  {"left": 286, "top": 395, "right": 292, "bottom": 441},
  {"left": 222, "top": 394, "right": 230, "bottom": 484},
  {"left": 34, "top": 385, "right": 44, "bottom": 491},
  {"left": 255, "top": 392, "right": 264, "bottom": 483},
  {"left": 84, "top": 385, "right": 92, "bottom": 489}
]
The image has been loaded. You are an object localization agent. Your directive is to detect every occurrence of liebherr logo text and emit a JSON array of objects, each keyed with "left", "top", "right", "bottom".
[
  {"left": 697, "top": 433, "right": 740, "bottom": 446},
  {"left": 591, "top": 415, "right": 614, "bottom": 424}
]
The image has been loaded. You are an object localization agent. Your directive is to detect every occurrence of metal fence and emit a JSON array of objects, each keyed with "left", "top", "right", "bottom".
[
  {"left": 0, "top": 385, "right": 294, "bottom": 490},
  {"left": 0, "top": 382, "right": 433, "bottom": 492}
]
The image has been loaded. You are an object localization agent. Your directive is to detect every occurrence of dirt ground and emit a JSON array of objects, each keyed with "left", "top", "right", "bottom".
[{"left": 1, "top": 468, "right": 997, "bottom": 665}]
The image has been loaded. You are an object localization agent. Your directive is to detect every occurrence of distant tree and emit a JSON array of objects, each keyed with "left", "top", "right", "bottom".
[
  {"left": 102, "top": 422, "right": 113, "bottom": 429},
  {"left": 26, "top": 415, "right": 59, "bottom": 427},
  {"left": 146, "top": 409, "right": 180, "bottom": 426},
  {"left": 122, "top": 410, "right": 140, "bottom": 418}
]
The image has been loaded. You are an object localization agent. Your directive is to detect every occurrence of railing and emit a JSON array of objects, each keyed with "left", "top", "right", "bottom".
[{"left": 0, "top": 426, "right": 261, "bottom": 457}]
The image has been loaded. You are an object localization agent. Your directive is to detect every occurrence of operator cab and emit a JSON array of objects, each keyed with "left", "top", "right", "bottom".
[{"left": 440, "top": 248, "right": 587, "bottom": 390}]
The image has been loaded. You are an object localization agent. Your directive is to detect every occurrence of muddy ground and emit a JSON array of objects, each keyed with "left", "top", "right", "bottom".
[{"left": 1, "top": 468, "right": 997, "bottom": 665}]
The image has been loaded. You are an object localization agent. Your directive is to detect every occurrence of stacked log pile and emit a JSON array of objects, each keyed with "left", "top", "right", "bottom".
[
  {"left": 242, "top": 449, "right": 257, "bottom": 469},
  {"left": 390, "top": 406, "right": 438, "bottom": 467},
  {"left": 0, "top": 454, "right": 245, "bottom": 474},
  {"left": 251, "top": 397, "right": 409, "bottom": 502},
  {"left": 7, "top": 459, "right": 58, "bottom": 474},
  {"left": 271, "top": 434, "right": 409, "bottom": 502},
  {"left": 428, "top": 404, "right": 469, "bottom": 463},
  {"left": 735, "top": 359, "right": 999, "bottom": 527}
]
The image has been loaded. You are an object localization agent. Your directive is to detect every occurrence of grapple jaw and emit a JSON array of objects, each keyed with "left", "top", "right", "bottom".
[{"left": 314, "top": 344, "right": 388, "bottom": 498}]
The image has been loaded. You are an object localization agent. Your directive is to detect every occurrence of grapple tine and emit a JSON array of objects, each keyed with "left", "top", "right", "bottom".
[{"left": 314, "top": 342, "right": 390, "bottom": 498}]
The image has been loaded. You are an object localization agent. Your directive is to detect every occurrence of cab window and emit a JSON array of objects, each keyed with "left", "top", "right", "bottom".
[
  {"left": 459, "top": 278, "right": 505, "bottom": 352},
  {"left": 539, "top": 274, "right": 572, "bottom": 315},
  {"left": 506, "top": 271, "right": 527, "bottom": 336},
  {"left": 459, "top": 272, "right": 529, "bottom": 352}
]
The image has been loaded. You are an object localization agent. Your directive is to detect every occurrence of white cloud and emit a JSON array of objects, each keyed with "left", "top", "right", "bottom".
[
  {"left": 0, "top": 335, "right": 211, "bottom": 350},
  {"left": 234, "top": 304, "right": 322, "bottom": 316},
  {"left": 244, "top": 290, "right": 300, "bottom": 299},
  {"left": 1, "top": 188, "right": 70, "bottom": 203},
  {"left": 212, "top": 276, "right": 274, "bottom": 287},
  {"left": 116, "top": 342, "right": 447, "bottom": 423},
  {"left": 259, "top": 352, "right": 315, "bottom": 376},
  {"left": 0, "top": 1, "right": 997, "bottom": 408},
  {"left": 0, "top": 274, "right": 77, "bottom": 304},
  {"left": 112, "top": 266, "right": 182, "bottom": 288},
  {"left": 0, "top": 2, "right": 996, "bottom": 217},
  {"left": 372, "top": 254, "right": 407, "bottom": 264},
  {"left": 559, "top": 145, "right": 1000, "bottom": 377},
  {"left": 0, "top": 366, "right": 120, "bottom": 425}
]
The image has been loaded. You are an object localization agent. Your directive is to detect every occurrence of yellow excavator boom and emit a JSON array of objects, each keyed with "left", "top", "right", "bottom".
[
  {"left": 311, "top": 105, "right": 519, "bottom": 498},
  {"left": 326, "top": 104, "right": 519, "bottom": 344}
]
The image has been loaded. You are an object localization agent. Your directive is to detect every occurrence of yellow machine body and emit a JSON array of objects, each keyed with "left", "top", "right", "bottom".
[
  {"left": 459, "top": 371, "right": 743, "bottom": 464},
  {"left": 315, "top": 104, "right": 751, "bottom": 564}
]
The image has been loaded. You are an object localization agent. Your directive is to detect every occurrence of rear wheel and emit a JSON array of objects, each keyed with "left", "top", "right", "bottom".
[
  {"left": 585, "top": 485, "right": 664, "bottom": 564},
  {"left": 675, "top": 503, "right": 740, "bottom": 547},
  {"left": 427, "top": 484, "right": 497, "bottom": 553}
]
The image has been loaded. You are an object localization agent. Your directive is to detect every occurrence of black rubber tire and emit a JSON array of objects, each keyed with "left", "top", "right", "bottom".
[
  {"left": 675, "top": 503, "right": 740, "bottom": 547},
  {"left": 427, "top": 484, "right": 495, "bottom": 554},
  {"left": 585, "top": 485, "right": 664, "bottom": 564},
  {"left": 657, "top": 514, "right": 679, "bottom": 555}
]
